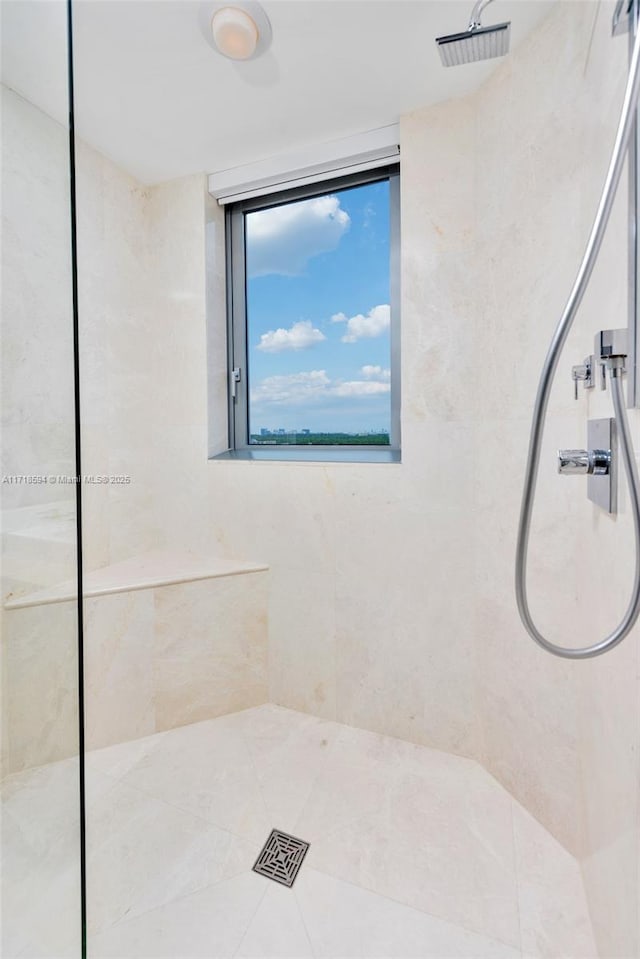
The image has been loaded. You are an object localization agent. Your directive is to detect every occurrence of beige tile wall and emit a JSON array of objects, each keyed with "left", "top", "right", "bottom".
[
  {"left": 3, "top": 2, "right": 639, "bottom": 951},
  {"left": 471, "top": 4, "right": 639, "bottom": 955},
  {"left": 71, "top": 6, "right": 640, "bottom": 946}
]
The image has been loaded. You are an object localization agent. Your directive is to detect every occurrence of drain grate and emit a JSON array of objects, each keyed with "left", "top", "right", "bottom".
[{"left": 252, "top": 829, "right": 310, "bottom": 887}]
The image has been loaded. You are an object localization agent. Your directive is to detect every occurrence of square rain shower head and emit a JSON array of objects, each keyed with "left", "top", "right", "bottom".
[{"left": 436, "top": 22, "right": 511, "bottom": 67}]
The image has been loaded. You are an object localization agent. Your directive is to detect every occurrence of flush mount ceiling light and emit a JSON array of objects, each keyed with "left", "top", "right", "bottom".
[
  {"left": 212, "top": 7, "right": 257, "bottom": 59},
  {"left": 199, "top": 2, "right": 272, "bottom": 61}
]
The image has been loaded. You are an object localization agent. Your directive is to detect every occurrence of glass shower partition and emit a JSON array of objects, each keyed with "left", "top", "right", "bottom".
[{"left": 1, "top": 1, "right": 85, "bottom": 956}]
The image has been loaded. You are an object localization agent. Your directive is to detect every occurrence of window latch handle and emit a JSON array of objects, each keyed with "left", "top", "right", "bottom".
[{"left": 230, "top": 367, "right": 241, "bottom": 400}]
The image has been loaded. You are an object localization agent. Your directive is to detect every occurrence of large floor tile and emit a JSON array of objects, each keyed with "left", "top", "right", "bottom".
[
  {"left": 299, "top": 725, "right": 521, "bottom": 948},
  {"left": 235, "top": 880, "right": 314, "bottom": 958},
  {"left": 1, "top": 759, "right": 83, "bottom": 958},
  {"left": 237, "top": 704, "right": 341, "bottom": 827},
  {"left": 4, "top": 705, "right": 599, "bottom": 959},
  {"left": 89, "top": 873, "right": 266, "bottom": 958},
  {"left": 85, "top": 778, "right": 251, "bottom": 934},
  {"left": 113, "top": 713, "right": 272, "bottom": 842},
  {"left": 85, "top": 725, "right": 171, "bottom": 782},
  {"left": 295, "top": 725, "right": 401, "bottom": 843},
  {"left": 295, "top": 868, "right": 522, "bottom": 959}
]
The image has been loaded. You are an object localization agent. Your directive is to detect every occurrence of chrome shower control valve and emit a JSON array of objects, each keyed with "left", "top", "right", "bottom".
[
  {"left": 571, "top": 357, "right": 594, "bottom": 398},
  {"left": 556, "top": 419, "right": 617, "bottom": 513},
  {"left": 558, "top": 449, "right": 611, "bottom": 475}
]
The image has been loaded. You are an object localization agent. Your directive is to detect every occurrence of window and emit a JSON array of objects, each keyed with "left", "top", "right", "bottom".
[{"left": 224, "top": 166, "right": 400, "bottom": 461}]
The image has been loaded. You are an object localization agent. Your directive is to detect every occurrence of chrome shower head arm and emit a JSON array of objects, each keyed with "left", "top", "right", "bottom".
[{"left": 468, "top": 0, "right": 496, "bottom": 30}]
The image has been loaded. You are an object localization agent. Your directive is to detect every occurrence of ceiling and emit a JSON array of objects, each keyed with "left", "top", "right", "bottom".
[{"left": 1, "top": 0, "right": 555, "bottom": 185}]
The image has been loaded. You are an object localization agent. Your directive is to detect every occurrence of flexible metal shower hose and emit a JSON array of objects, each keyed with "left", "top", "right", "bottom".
[{"left": 515, "top": 24, "right": 640, "bottom": 659}]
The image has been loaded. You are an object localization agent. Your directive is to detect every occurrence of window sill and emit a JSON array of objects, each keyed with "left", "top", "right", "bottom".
[{"left": 209, "top": 447, "right": 401, "bottom": 464}]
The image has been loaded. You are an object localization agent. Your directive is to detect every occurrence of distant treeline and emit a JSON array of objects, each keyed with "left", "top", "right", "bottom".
[{"left": 250, "top": 432, "right": 390, "bottom": 446}]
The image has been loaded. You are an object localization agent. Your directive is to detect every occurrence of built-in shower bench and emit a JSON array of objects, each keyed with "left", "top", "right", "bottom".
[
  {"left": 2, "top": 551, "right": 269, "bottom": 775},
  {"left": 4, "top": 550, "right": 268, "bottom": 608}
]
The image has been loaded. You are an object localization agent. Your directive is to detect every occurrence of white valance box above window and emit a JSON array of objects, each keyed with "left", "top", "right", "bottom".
[{"left": 208, "top": 124, "right": 400, "bottom": 205}]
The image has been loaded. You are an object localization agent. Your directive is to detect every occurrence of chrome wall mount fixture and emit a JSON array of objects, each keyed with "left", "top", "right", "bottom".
[
  {"left": 515, "top": 13, "right": 640, "bottom": 659},
  {"left": 613, "top": 0, "right": 634, "bottom": 37},
  {"left": 557, "top": 446, "right": 611, "bottom": 477},
  {"left": 588, "top": 418, "right": 617, "bottom": 513},
  {"left": 435, "top": 0, "right": 511, "bottom": 67},
  {"left": 558, "top": 418, "right": 617, "bottom": 514},
  {"left": 571, "top": 357, "right": 594, "bottom": 397}
]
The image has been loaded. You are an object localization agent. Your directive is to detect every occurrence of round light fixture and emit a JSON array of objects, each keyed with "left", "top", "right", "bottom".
[
  {"left": 211, "top": 7, "right": 258, "bottom": 60},
  {"left": 199, "top": 2, "right": 272, "bottom": 62}
]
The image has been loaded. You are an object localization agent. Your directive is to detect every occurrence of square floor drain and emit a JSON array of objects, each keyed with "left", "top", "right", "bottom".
[{"left": 252, "top": 829, "right": 310, "bottom": 887}]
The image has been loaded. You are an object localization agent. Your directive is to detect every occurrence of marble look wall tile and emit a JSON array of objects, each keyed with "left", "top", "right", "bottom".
[
  {"left": 334, "top": 502, "right": 476, "bottom": 756},
  {"left": 102, "top": 445, "right": 165, "bottom": 565},
  {"left": 474, "top": 597, "right": 583, "bottom": 861},
  {"left": 84, "top": 590, "right": 156, "bottom": 751},
  {"left": 580, "top": 824, "right": 639, "bottom": 959},
  {"left": 1, "top": 89, "right": 75, "bottom": 492},
  {"left": 2, "top": 601, "right": 79, "bottom": 773},
  {"left": 400, "top": 248, "right": 479, "bottom": 426},
  {"left": 399, "top": 420, "right": 476, "bottom": 511},
  {"left": 0, "top": 424, "right": 76, "bottom": 514},
  {"left": 152, "top": 573, "right": 268, "bottom": 730},
  {"left": 132, "top": 426, "right": 212, "bottom": 560},
  {"left": 5, "top": 569, "right": 270, "bottom": 772},
  {"left": 267, "top": 566, "right": 336, "bottom": 720},
  {"left": 471, "top": 4, "right": 639, "bottom": 954},
  {"left": 208, "top": 463, "right": 337, "bottom": 575},
  {"left": 1, "top": 498, "right": 78, "bottom": 603},
  {"left": 512, "top": 802, "right": 597, "bottom": 959},
  {"left": 579, "top": 612, "right": 640, "bottom": 958}
]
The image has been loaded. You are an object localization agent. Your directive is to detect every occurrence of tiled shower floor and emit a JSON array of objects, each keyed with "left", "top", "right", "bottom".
[{"left": 3, "top": 705, "right": 597, "bottom": 958}]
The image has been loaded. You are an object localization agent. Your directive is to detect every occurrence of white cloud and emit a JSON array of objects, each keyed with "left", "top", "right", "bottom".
[
  {"left": 251, "top": 369, "right": 390, "bottom": 405},
  {"left": 246, "top": 196, "right": 350, "bottom": 277},
  {"left": 257, "top": 320, "right": 326, "bottom": 353},
  {"left": 331, "top": 312, "right": 348, "bottom": 324},
  {"left": 332, "top": 381, "right": 390, "bottom": 397},
  {"left": 340, "top": 304, "right": 390, "bottom": 343},
  {"left": 251, "top": 370, "right": 330, "bottom": 405},
  {"left": 361, "top": 365, "right": 391, "bottom": 381}
]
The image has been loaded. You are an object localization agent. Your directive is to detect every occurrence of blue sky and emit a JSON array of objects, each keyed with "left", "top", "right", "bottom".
[{"left": 245, "top": 179, "right": 391, "bottom": 435}]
